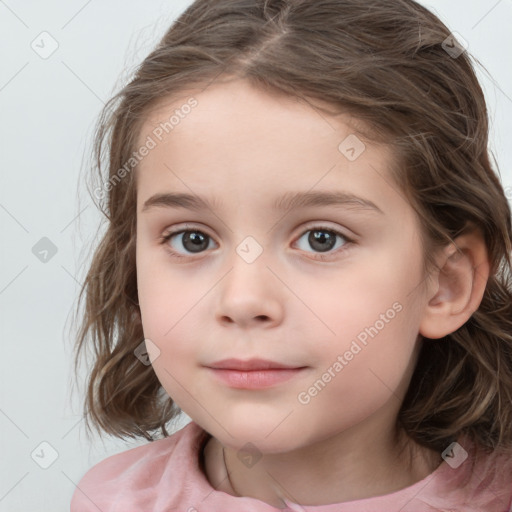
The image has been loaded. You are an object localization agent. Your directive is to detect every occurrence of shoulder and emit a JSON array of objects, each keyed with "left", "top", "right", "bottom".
[
  {"left": 70, "top": 421, "right": 207, "bottom": 511},
  {"left": 77, "top": 426, "right": 185, "bottom": 482},
  {"left": 469, "top": 442, "right": 512, "bottom": 510},
  {"left": 416, "top": 436, "right": 512, "bottom": 512}
]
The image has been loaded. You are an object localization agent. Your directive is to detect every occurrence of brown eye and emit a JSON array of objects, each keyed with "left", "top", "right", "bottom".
[
  {"left": 161, "top": 229, "right": 215, "bottom": 256},
  {"left": 308, "top": 230, "right": 337, "bottom": 252},
  {"left": 294, "top": 226, "right": 352, "bottom": 260}
]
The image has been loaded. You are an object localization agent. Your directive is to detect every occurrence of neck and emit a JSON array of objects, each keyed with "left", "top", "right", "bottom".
[{"left": 203, "top": 422, "right": 442, "bottom": 508}]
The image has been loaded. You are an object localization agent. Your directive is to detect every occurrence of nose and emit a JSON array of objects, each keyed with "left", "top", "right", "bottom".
[{"left": 214, "top": 252, "right": 285, "bottom": 329}]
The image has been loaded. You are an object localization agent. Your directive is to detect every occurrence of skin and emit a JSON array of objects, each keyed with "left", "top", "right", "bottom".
[{"left": 134, "top": 77, "right": 490, "bottom": 507}]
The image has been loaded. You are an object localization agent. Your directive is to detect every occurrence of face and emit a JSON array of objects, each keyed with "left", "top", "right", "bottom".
[{"left": 135, "top": 78, "right": 430, "bottom": 454}]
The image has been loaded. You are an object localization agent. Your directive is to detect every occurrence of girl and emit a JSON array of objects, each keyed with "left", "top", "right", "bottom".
[{"left": 70, "top": 0, "right": 512, "bottom": 510}]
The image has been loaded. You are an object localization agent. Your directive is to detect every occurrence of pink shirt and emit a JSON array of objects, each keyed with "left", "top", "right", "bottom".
[{"left": 71, "top": 420, "right": 512, "bottom": 511}]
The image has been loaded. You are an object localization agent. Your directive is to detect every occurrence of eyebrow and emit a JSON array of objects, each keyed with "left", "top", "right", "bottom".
[{"left": 141, "top": 190, "right": 384, "bottom": 215}]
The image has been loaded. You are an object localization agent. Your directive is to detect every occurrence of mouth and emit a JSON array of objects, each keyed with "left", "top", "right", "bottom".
[
  {"left": 206, "top": 358, "right": 306, "bottom": 371},
  {"left": 204, "top": 358, "right": 308, "bottom": 389}
]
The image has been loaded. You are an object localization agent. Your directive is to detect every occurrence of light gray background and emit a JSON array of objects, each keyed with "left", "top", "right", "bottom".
[{"left": 0, "top": 1, "right": 511, "bottom": 511}]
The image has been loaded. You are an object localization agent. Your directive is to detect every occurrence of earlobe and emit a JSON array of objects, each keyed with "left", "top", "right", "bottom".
[{"left": 419, "top": 226, "right": 490, "bottom": 340}]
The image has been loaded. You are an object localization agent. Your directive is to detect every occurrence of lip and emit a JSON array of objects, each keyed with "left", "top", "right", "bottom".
[
  {"left": 206, "top": 367, "right": 307, "bottom": 389},
  {"left": 206, "top": 358, "right": 304, "bottom": 371},
  {"left": 204, "top": 358, "right": 308, "bottom": 389}
]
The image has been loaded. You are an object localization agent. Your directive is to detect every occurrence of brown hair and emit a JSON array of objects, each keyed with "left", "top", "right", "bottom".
[{"left": 72, "top": 0, "right": 512, "bottom": 480}]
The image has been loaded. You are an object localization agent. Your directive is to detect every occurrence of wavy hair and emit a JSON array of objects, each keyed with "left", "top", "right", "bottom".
[{"left": 72, "top": 0, "right": 512, "bottom": 483}]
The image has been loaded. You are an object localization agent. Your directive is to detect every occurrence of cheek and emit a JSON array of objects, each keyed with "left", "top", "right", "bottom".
[
  {"left": 298, "top": 300, "right": 421, "bottom": 432},
  {"left": 135, "top": 251, "right": 210, "bottom": 381},
  {"left": 138, "top": 274, "right": 199, "bottom": 358},
  {"left": 136, "top": 242, "right": 196, "bottom": 334},
  {"left": 137, "top": 274, "right": 204, "bottom": 407},
  {"left": 319, "top": 248, "right": 421, "bottom": 339},
  {"left": 310, "top": 249, "right": 424, "bottom": 393}
]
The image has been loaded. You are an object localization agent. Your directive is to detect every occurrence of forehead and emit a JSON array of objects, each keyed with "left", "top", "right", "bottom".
[
  {"left": 136, "top": 78, "right": 372, "bottom": 149},
  {"left": 134, "top": 79, "right": 406, "bottom": 218}
]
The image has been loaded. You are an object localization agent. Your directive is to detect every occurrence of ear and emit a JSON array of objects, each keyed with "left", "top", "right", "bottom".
[{"left": 419, "top": 224, "right": 490, "bottom": 340}]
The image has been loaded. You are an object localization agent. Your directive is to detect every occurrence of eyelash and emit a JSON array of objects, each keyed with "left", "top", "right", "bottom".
[{"left": 158, "top": 225, "right": 355, "bottom": 261}]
